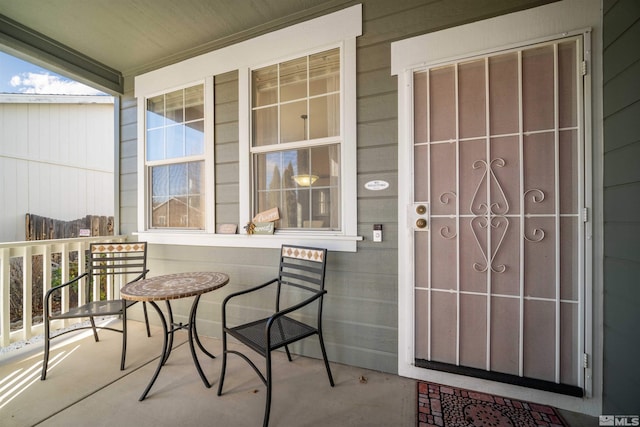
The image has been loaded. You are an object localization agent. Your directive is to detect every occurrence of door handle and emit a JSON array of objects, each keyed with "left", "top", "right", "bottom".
[{"left": 410, "top": 203, "right": 429, "bottom": 230}]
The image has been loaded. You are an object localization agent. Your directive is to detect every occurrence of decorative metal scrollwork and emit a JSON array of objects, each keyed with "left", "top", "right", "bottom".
[
  {"left": 439, "top": 191, "right": 456, "bottom": 206},
  {"left": 524, "top": 188, "right": 545, "bottom": 204},
  {"left": 523, "top": 188, "right": 546, "bottom": 242},
  {"left": 471, "top": 216, "right": 508, "bottom": 273},
  {"left": 469, "top": 158, "right": 509, "bottom": 273},
  {"left": 470, "top": 158, "right": 509, "bottom": 216},
  {"left": 440, "top": 224, "right": 457, "bottom": 239}
]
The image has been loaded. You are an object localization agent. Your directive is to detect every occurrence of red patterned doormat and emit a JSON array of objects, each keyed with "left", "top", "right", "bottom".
[{"left": 417, "top": 381, "right": 567, "bottom": 427}]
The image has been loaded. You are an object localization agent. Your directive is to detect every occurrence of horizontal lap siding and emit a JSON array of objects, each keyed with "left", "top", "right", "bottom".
[
  {"left": 214, "top": 71, "right": 240, "bottom": 228},
  {"left": 603, "top": 0, "right": 640, "bottom": 414},
  {"left": 119, "top": 93, "right": 139, "bottom": 236},
  {"left": 120, "top": 0, "right": 555, "bottom": 374}
]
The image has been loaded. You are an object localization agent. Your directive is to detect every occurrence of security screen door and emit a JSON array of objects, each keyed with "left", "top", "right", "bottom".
[{"left": 411, "top": 36, "right": 585, "bottom": 395}]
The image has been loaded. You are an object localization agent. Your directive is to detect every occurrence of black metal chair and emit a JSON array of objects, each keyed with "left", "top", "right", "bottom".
[
  {"left": 41, "top": 241, "right": 150, "bottom": 380},
  {"left": 217, "top": 245, "right": 334, "bottom": 427}
]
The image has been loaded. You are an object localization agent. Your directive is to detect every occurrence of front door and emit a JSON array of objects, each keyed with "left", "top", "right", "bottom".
[{"left": 407, "top": 36, "right": 586, "bottom": 396}]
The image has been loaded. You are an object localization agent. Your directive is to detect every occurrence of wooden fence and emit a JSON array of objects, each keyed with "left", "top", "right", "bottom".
[{"left": 25, "top": 214, "right": 114, "bottom": 241}]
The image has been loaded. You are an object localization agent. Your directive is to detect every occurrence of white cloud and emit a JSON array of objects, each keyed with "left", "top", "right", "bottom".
[{"left": 9, "top": 72, "right": 104, "bottom": 95}]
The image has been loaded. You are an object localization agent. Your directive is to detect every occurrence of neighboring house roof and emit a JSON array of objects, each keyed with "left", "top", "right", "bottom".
[{"left": 0, "top": 93, "right": 113, "bottom": 104}]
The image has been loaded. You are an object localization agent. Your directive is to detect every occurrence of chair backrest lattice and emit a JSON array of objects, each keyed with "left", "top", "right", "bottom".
[
  {"left": 87, "top": 242, "right": 148, "bottom": 301},
  {"left": 277, "top": 245, "right": 328, "bottom": 311}
]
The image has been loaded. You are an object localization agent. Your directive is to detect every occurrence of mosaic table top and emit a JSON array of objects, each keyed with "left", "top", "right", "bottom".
[{"left": 121, "top": 272, "right": 229, "bottom": 302}]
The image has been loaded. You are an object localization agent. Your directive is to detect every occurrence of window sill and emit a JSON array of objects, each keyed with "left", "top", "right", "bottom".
[{"left": 134, "top": 230, "right": 362, "bottom": 252}]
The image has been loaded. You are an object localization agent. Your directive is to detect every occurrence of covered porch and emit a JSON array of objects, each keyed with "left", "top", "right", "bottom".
[
  {"left": 1, "top": 319, "right": 596, "bottom": 426},
  {"left": 2, "top": 0, "right": 640, "bottom": 421},
  {"left": 1, "top": 318, "right": 414, "bottom": 426}
]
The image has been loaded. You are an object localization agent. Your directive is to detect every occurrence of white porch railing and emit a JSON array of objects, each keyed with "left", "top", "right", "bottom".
[{"left": 0, "top": 236, "right": 127, "bottom": 348}]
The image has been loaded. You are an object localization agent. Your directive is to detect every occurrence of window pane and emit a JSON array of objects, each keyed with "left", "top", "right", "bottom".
[
  {"left": 147, "top": 95, "right": 164, "bottom": 128},
  {"left": 253, "top": 106, "right": 278, "bottom": 146},
  {"left": 151, "top": 166, "right": 169, "bottom": 227},
  {"left": 281, "top": 100, "right": 307, "bottom": 143},
  {"left": 165, "top": 89, "right": 184, "bottom": 125},
  {"left": 186, "top": 120, "right": 204, "bottom": 156},
  {"left": 311, "top": 188, "right": 337, "bottom": 228},
  {"left": 253, "top": 65, "right": 278, "bottom": 107},
  {"left": 147, "top": 128, "right": 164, "bottom": 161},
  {"left": 283, "top": 188, "right": 305, "bottom": 227},
  {"left": 152, "top": 198, "right": 168, "bottom": 227},
  {"left": 168, "top": 196, "right": 188, "bottom": 227},
  {"left": 309, "top": 93, "right": 339, "bottom": 139},
  {"left": 310, "top": 48, "right": 339, "bottom": 96},
  {"left": 185, "top": 84, "right": 204, "bottom": 121},
  {"left": 256, "top": 151, "right": 284, "bottom": 191},
  {"left": 257, "top": 190, "right": 282, "bottom": 216},
  {"left": 169, "top": 163, "right": 187, "bottom": 194},
  {"left": 151, "top": 161, "right": 204, "bottom": 229},
  {"left": 166, "top": 124, "right": 184, "bottom": 158},
  {"left": 152, "top": 166, "right": 168, "bottom": 199},
  {"left": 280, "top": 57, "right": 307, "bottom": 102}
]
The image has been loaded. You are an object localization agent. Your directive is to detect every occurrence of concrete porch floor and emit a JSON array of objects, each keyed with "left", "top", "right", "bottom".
[{"left": 0, "top": 320, "right": 598, "bottom": 426}]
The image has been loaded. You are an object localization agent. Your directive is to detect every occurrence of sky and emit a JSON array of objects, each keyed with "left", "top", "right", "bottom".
[{"left": 0, "top": 51, "right": 105, "bottom": 95}]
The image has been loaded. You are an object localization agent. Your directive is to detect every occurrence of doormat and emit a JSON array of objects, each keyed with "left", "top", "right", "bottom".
[{"left": 417, "top": 381, "right": 567, "bottom": 427}]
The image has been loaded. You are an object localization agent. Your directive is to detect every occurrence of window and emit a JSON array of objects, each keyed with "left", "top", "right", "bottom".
[
  {"left": 135, "top": 5, "right": 362, "bottom": 250},
  {"left": 146, "top": 85, "right": 205, "bottom": 229},
  {"left": 252, "top": 49, "right": 341, "bottom": 230}
]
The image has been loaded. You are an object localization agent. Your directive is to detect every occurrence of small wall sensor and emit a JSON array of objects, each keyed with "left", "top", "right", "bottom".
[{"left": 373, "top": 224, "right": 383, "bottom": 242}]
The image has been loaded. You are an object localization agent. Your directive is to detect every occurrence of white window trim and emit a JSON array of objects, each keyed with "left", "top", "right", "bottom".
[
  {"left": 135, "top": 5, "right": 362, "bottom": 252},
  {"left": 392, "top": 0, "right": 601, "bottom": 416}
]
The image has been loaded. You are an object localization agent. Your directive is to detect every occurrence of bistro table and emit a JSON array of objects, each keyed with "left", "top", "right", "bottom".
[{"left": 121, "top": 271, "right": 229, "bottom": 401}]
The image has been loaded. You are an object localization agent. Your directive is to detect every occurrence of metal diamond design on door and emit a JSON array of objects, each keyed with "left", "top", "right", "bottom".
[{"left": 411, "top": 37, "right": 584, "bottom": 395}]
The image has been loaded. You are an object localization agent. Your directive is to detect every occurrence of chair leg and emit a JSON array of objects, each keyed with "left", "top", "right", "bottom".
[
  {"left": 41, "top": 320, "right": 50, "bottom": 380},
  {"left": 142, "top": 301, "right": 151, "bottom": 337},
  {"left": 264, "top": 352, "right": 273, "bottom": 427},
  {"left": 284, "top": 344, "right": 293, "bottom": 362},
  {"left": 121, "top": 302, "right": 127, "bottom": 371},
  {"left": 217, "top": 331, "right": 228, "bottom": 396},
  {"left": 318, "top": 333, "right": 334, "bottom": 387},
  {"left": 89, "top": 316, "right": 99, "bottom": 342}
]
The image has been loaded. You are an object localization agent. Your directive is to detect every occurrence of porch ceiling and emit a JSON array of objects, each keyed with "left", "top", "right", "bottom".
[{"left": 0, "top": 0, "right": 352, "bottom": 93}]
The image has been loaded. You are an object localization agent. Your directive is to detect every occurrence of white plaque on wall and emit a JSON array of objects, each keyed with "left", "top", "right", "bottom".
[{"left": 364, "top": 180, "right": 389, "bottom": 191}]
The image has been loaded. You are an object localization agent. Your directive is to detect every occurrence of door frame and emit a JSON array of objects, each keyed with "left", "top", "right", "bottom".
[{"left": 392, "top": 0, "right": 601, "bottom": 416}]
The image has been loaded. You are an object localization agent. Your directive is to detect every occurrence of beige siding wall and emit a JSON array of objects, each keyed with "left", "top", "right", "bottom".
[
  {"left": 119, "top": 93, "right": 139, "bottom": 236},
  {"left": 602, "top": 0, "right": 640, "bottom": 415},
  {"left": 118, "top": 0, "right": 553, "bottom": 373},
  {"left": 214, "top": 71, "right": 240, "bottom": 227}
]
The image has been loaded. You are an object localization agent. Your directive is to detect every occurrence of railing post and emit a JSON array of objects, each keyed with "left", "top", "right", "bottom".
[
  {"left": 1, "top": 248, "right": 9, "bottom": 347},
  {"left": 22, "top": 246, "right": 33, "bottom": 341},
  {"left": 61, "top": 244, "right": 70, "bottom": 327},
  {"left": 41, "top": 244, "right": 52, "bottom": 337}
]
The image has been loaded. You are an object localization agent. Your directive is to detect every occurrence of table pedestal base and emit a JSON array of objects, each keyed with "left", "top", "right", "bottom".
[{"left": 139, "top": 294, "right": 213, "bottom": 401}]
